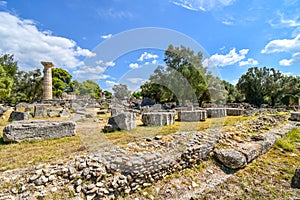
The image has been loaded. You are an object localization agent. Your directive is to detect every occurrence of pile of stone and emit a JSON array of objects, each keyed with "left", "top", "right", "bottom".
[{"left": 3, "top": 120, "right": 76, "bottom": 142}]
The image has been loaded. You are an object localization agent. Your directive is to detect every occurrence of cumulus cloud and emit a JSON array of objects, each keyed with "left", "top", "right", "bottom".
[
  {"left": 0, "top": 12, "right": 95, "bottom": 71},
  {"left": 105, "top": 80, "right": 118, "bottom": 87},
  {"left": 262, "top": 34, "right": 300, "bottom": 66},
  {"left": 101, "top": 34, "right": 112, "bottom": 39},
  {"left": 137, "top": 52, "right": 158, "bottom": 62},
  {"left": 239, "top": 58, "right": 258, "bottom": 66},
  {"left": 74, "top": 60, "right": 115, "bottom": 80},
  {"left": 203, "top": 48, "right": 249, "bottom": 67},
  {"left": 172, "top": 0, "right": 236, "bottom": 12},
  {"left": 129, "top": 63, "right": 140, "bottom": 69}
]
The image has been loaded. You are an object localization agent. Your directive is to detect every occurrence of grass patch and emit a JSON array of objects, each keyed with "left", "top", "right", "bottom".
[{"left": 275, "top": 128, "right": 300, "bottom": 152}]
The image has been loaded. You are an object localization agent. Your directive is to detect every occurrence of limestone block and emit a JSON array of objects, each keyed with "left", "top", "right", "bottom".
[
  {"left": 8, "top": 111, "right": 29, "bottom": 122},
  {"left": 214, "top": 148, "right": 247, "bottom": 169},
  {"left": 226, "top": 108, "right": 244, "bottom": 116},
  {"left": 142, "top": 112, "right": 175, "bottom": 126},
  {"left": 104, "top": 112, "right": 136, "bottom": 132},
  {"left": 34, "top": 104, "right": 49, "bottom": 118},
  {"left": 205, "top": 108, "right": 227, "bottom": 118},
  {"left": 3, "top": 120, "right": 76, "bottom": 142},
  {"left": 290, "top": 112, "right": 300, "bottom": 121},
  {"left": 178, "top": 110, "right": 207, "bottom": 122}
]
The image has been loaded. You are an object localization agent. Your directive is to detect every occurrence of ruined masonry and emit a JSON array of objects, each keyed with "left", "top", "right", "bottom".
[
  {"left": 142, "top": 112, "right": 175, "bottom": 126},
  {"left": 178, "top": 110, "right": 207, "bottom": 122},
  {"left": 3, "top": 120, "right": 76, "bottom": 142}
]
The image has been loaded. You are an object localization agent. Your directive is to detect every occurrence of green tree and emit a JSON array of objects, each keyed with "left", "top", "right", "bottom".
[
  {"left": 131, "top": 91, "right": 142, "bottom": 98},
  {"left": 113, "top": 84, "right": 131, "bottom": 99},
  {"left": 103, "top": 90, "right": 112, "bottom": 99},
  {"left": 52, "top": 68, "right": 74, "bottom": 98},
  {"left": 237, "top": 67, "right": 286, "bottom": 107},
  {"left": 0, "top": 54, "right": 17, "bottom": 102},
  {"left": 78, "top": 80, "right": 102, "bottom": 99},
  {"left": 222, "top": 80, "right": 242, "bottom": 103}
]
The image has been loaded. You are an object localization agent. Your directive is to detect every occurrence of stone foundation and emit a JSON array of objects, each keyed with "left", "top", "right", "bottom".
[
  {"left": 226, "top": 108, "right": 244, "bottom": 116},
  {"left": 205, "top": 108, "right": 227, "bottom": 118},
  {"left": 178, "top": 110, "right": 207, "bottom": 121},
  {"left": 3, "top": 120, "right": 76, "bottom": 142},
  {"left": 142, "top": 112, "right": 175, "bottom": 126}
]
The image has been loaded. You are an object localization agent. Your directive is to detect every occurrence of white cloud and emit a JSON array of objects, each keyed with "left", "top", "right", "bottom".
[
  {"left": 203, "top": 48, "right": 249, "bottom": 67},
  {"left": 279, "top": 52, "right": 300, "bottom": 66},
  {"left": 172, "top": 0, "right": 236, "bottom": 12},
  {"left": 239, "top": 58, "right": 258, "bottom": 66},
  {"left": 129, "top": 63, "right": 140, "bottom": 69},
  {"left": 231, "top": 79, "right": 238, "bottom": 85},
  {"left": 127, "top": 78, "right": 145, "bottom": 84},
  {"left": 137, "top": 52, "right": 158, "bottom": 62},
  {"left": 152, "top": 59, "right": 158, "bottom": 64},
  {"left": 75, "top": 47, "right": 96, "bottom": 57},
  {"left": 261, "top": 34, "right": 300, "bottom": 54},
  {"left": 0, "top": 12, "right": 95, "bottom": 70},
  {"left": 105, "top": 80, "right": 118, "bottom": 87},
  {"left": 95, "top": 60, "right": 115, "bottom": 67},
  {"left": 262, "top": 34, "right": 300, "bottom": 66},
  {"left": 270, "top": 12, "right": 300, "bottom": 28},
  {"left": 101, "top": 34, "right": 112, "bottom": 39}
]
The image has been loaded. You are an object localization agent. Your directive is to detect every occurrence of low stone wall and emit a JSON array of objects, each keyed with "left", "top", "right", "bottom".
[
  {"left": 178, "top": 110, "right": 207, "bottom": 121},
  {"left": 290, "top": 112, "right": 300, "bottom": 121},
  {"left": 205, "top": 108, "right": 227, "bottom": 118},
  {"left": 226, "top": 108, "right": 244, "bottom": 116},
  {"left": 3, "top": 120, "right": 76, "bottom": 142},
  {"left": 142, "top": 112, "right": 175, "bottom": 126}
]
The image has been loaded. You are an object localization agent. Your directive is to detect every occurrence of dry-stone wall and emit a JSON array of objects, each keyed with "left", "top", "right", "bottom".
[{"left": 3, "top": 120, "right": 76, "bottom": 142}]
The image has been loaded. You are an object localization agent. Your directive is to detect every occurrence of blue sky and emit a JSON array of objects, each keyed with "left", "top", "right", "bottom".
[{"left": 0, "top": 0, "right": 300, "bottom": 91}]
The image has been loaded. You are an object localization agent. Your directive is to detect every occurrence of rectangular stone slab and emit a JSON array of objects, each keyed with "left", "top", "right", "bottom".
[{"left": 3, "top": 120, "right": 76, "bottom": 142}]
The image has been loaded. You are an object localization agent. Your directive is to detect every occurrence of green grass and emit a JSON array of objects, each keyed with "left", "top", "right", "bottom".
[{"left": 275, "top": 128, "right": 300, "bottom": 152}]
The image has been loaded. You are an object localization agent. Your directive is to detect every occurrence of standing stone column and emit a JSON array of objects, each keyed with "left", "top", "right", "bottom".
[{"left": 41, "top": 61, "right": 54, "bottom": 100}]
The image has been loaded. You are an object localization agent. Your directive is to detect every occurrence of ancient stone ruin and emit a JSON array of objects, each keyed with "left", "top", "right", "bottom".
[
  {"left": 8, "top": 111, "right": 29, "bottom": 122},
  {"left": 142, "top": 112, "right": 175, "bottom": 126},
  {"left": 104, "top": 112, "right": 136, "bottom": 132},
  {"left": 3, "top": 120, "right": 76, "bottom": 142},
  {"left": 178, "top": 110, "right": 207, "bottom": 122},
  {"left": 41, "top": 61, "right": 54, "bottom": 100}
]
